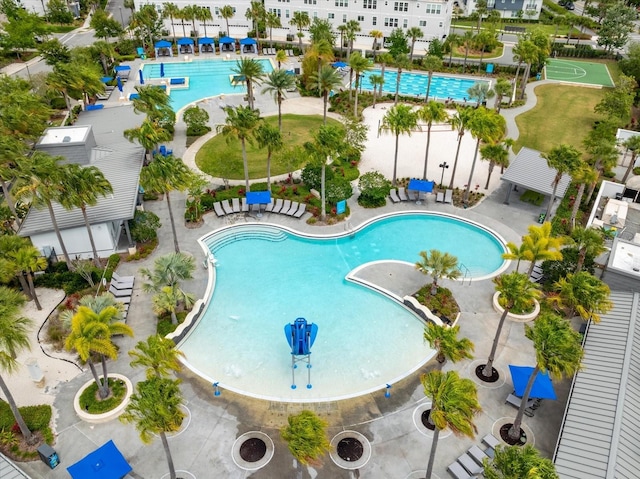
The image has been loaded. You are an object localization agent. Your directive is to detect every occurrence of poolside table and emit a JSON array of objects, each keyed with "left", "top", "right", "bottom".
[
  {"left": 246, "top": 191, "right": 272, "bottom": 218},
  {"left": 407, "top": 179, "right": 435, "bottom": 205}
]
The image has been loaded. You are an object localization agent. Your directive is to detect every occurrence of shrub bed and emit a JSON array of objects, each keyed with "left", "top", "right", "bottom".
[
  {"left": 413, "top": 285, "right": 460, "bottom": 324},
  {"left": 79, "top": 378, "right": 127, "bottom": 414}
]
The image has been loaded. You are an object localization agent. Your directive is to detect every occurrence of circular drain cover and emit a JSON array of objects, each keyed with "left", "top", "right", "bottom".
[
  {"left": 337, "top": 437, "right": 363, "bottom": 462},
  {"left": 239, "top": 438, "right": 267, "bottom": 462}
]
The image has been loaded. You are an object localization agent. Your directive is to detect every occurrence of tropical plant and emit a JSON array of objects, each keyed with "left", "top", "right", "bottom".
[
  {"left": 0, "top": 287, "right": 35, "bottom": 444},
  {"left": 421, "top": 370, "right": 481, "bottom": 479},
  {"left": 0, "top": 136, "right": 26, "bottom": 227},
  {"left": 484, "top": 444, "right": 560, "bottom": 479},
  {"left": 162, "top": 2, "right": 180, "bottom": 44},
  {"left": 124, "top": 118, "right": 173, "bottom": 162},
  {"left": 130, "top": 84, "right": 176, "bottom": 130},
  {"left": 380, "top": 104, "right": 418, "bottom": 186},
  {"left": 349, "top": 52, "right": 371, "bottom": 116},
  {"left": 0, "top": 235, "right": 34, "bottom": 298},
  {"left": 521, "top": 222, "right": 565, "bottom": 277},
  {"left": 290, "top": 11, "right": 311, "bottom": 51},
  {"left": 344, "top": 19, "right": 361, "bottom": 59},
  {"left": 152, "top": 285, "right": 195, "bottom": 325},
  {"left": 508, "top": 313, "right": 582, "bottom": 441},
  {"left": 393, "top": 54, "right": 411, "bottom": 104},
  {"left": 219, "top": 5, "right": 234, "bottom": 36},
  {"left": 467, "top": 82, "right": 495, "bottom": 107},
  {"left": 275, "top": 49, "right": 288, "bottom": 68},
  {"left": 217, "top": 105, "right": 262, "bottom": 192},
  {"left": 461, "top": 31, "right": 475, "bottom": 70},
  {"left": 369, "top": 74, "right": 384, "bottom": 108},
  {"left": 569, "top": 164, "right": 598, "bottom": 229},
  {"left": 622, "top": 135, "right": 640, "bottom": 183},
  {"left": 444, "top": 33, "right": 462, "bottom": 68},
  {"left": 309, "top": 65, "right": 342, "bottom": 125},
  {"left": 140, "top": 252, "right": 196, "bottom": 293},
  {"left": 120, "top": 377, "right": 184, "bottom": 479},
  {"left": 262, "top": 69, "right": 296, "bottom": 132},
  {"left": 281, "top": 410, "right": 330, "bottom": 476},
  {"left": 195, "top": 5, "right": 212, "bottom": 38},
  {"left": 543, "top": 144, "right": 582, "bottom": 222},
  {"left": 502, "top": 241, "right": 528, "bottom": 273},
  {"left": 493, "top": 78, "right": 512, "bottom": 112},
  {"left": 422, "top": 55, "right": 443, "bottom": 101},
  {"left": 480, "top": 139, "right": 510, "bottom": 190},
  {"left": 6, "top": 244, "right": 46, "bottom": 310},
  {"left": 232, "top": 57, "right": 265, "bottom": 110},
  {"left": 65, "top": 305, "right": 133, "bottom": 399},
  {"left": 417, "top": 101, "right": 448, "bottom": 181},
  {"left": 415, "top": 249, "right": 462, "bottom": 295},
  {"left": 370, "top": 29, "right": 383, "bottom": 60},
  {"left": 377, "top": 52, "right": 394, "bottom": 96},
  {"left": 448, "top": 106, "right": 473, "bottom": 189},
  {"left": 568, "top": 227, "right": 606, "bottom": 273},
  {"left": 482, "top": 272, "right": 541, "bottom": 379},
  {"left": 255, "top": 122, "right": 283, "bottom": 191},
  {"left": 406, "top": 26, "right": 424, "bottom": 64},
  {"left": 423, "top": 323, "right": 474, "bottom": 367},
  {"left": 140, "top": 155, "right": 194, "bottom": 253},
  {"left": 129, "top": 334, "right": 185, "bottom": 379},
  {"left": 551, "top": 271, "right": 612, "bottom": 322}
]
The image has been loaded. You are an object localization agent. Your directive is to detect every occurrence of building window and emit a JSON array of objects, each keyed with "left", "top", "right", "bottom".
[
  {"left": 394, "top": 1, "right": 408, "bottom": 12},
  {"left": 328, "top": 12, "right": 335, "bottom": 18},
  {"left": 439, "top": 21, "right": 443, "bottom": 27},
  {"left": 304, "top": 0, "right": 317, "bottom": 4},
  {"left": 363, "top": 0, "right": 377, "bottom": 9},
  {"left": 343, "top": 14, "right": 347, "bottom": 22},
  {"left": 525, "top": 1, "right": 536, "bottom": 8},
  {"left": 313, "top": 11, "right": 317, "bottom": 17},
  {"left": 286, "top": 9, "right": 290, "bottom": 18},
  {"left": 336, "top": 0, "right": 349, "bottom": 6},
  {"left": 425, "top": 3, "right": 441, "bottom": 14},
  {"left": 384, "top": 17, "right": 398, "bottom": 27},
  {"left": 372, "top": 16, "right": 377, "bottom": 24},
  {"left": 403, "top": 18, "right": 408, "bottom": 27},
  {"left": 214, "top": 7, "right": 219, "bottom": 15},
  {"left": 357, "top": 15, "right": 364, "bottom": 21},
  {"left": 487, "top": 0, "right": 495, "bottom": 6},
  {"left": 419, "top": 20, "right": 426, "bottom": 26}
]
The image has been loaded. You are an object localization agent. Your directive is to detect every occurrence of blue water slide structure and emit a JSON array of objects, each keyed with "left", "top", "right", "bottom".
[{"left": 284, "top": 317, "right": 318, "bottom": 390}]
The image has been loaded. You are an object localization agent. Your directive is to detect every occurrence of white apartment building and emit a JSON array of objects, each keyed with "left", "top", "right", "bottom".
[
  {"left": 461, "top": 0, "right": 542, "bottom": 20},
  {"left": 135, "top": 0, "right": 453, "bottom": 50}
]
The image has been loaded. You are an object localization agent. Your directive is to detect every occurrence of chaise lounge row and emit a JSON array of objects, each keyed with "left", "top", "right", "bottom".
[
  {"left": 108, "top": 272, "right": 135, "bottom": 322},
  {"left": 389, "top": 187, "right": 424, "bottom": 203},
  {"left": 436, "top": 189, "right": 454, "bottom": 204},
  {"left": 265, "top": 198, "right": 307, "bottom": 218},
  {"left": 447, "top": 434, "right": 499, "bottom": 479},
  {"left": 212, "top": 198, "right": 307, "bottom": 219}
]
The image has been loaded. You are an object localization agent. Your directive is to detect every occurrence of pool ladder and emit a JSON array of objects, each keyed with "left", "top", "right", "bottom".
[{"left": 458, "top": 263, "right": 472, "bottom": 286}]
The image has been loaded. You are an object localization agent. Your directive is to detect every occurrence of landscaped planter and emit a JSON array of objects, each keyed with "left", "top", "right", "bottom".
[
  {"left": 231, "top": 431, "right": 274, "bottom": 471},
  {"left": 492, "top": 292, "right": 540, "bottom": 323},
  {"left": 73, "top": 373, "right": 133, "bottom": 424}
]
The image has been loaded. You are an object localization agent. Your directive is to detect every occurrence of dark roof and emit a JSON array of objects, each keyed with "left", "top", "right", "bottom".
[{"left": 501, "top": 147, "right": 572, "bottom": 197}]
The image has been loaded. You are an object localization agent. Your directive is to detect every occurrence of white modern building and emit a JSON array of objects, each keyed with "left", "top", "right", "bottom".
[
  {"left": 135, "top": 0, "right": 453, "bottom": 49},
  {"left": 460, "top": 0, "right": 542, "bottom": 20}
]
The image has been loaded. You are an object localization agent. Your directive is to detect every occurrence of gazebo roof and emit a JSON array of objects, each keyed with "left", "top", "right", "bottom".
[
  {"left": 240, "top": 37, "right": 257, "bottom": 45},
  {"left": 501, "top": 146, "right": 571, "bottom": 197},
  {"left": 177, "top": 37, "right": 194, "bottom": 45},
  {"left": 154, "top": 40, "right": 172, "bottom": 48},
  {"left": 198, "top": 37, "right": 214, "bottom": 44},
  {"left": 219, "top": 36, "right": 235, "bottom": 44}
]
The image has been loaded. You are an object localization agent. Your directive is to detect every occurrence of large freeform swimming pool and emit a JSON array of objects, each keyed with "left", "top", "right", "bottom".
[
  {"left": 179, "top": 212, "right": 507, "bottom": 402},
  {"left": 359, "top": 69, "right": 489, "bottom": 102},
  {"left": 141, "top": 58, "right": 274, "bottom": 112}
]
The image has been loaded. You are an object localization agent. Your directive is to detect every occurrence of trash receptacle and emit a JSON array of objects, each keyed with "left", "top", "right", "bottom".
[
  {"left": 538, "top": 212, "right": 546, "bottom": 224},
  {"left": 37, "top": 444, "right": 60, "bottom": 469}
]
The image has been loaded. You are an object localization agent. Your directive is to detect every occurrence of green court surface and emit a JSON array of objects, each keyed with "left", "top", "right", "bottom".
[{"left": 544, "top": 58, "right": 614, "bottom": 87}]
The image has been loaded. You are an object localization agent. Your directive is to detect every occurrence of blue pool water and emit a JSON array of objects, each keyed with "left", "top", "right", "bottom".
[
  {"left": 141, "top": 59, "right": 274, "bottom": 112},
  {"left": 359, "top": 69, "right": 489, "bottom": 102},
  {"left": 180, "top": 213, "right": 507, "bottom": 402}
]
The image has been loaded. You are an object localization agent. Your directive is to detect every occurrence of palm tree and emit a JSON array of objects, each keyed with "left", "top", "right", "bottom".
[
  {"left": 60, "top": 164, "right": 113, "bottom": 267},
  {"left": 377, "top": 52, "right": 394, "bottom": 97},
  {"left": 131, "top": 84, "right": 176, "bottom": 128},
  {"left": 262, "top": 69, "right": 295, "bottom": 132},
  {"left": 124, "top": 118, "right": 172, "bottom": 162},
  {"left": 232, "top": 57, "right": 265, "bottom": 110},
  {"left": 141, "top": 252, "right": 196, "bottom": 293},
  {"left": 543, "top": 144, "right": 582, "bottom": 222},
  {"left": 275, "top": 49, "right": 288, "bottom": 68},
  {"left": 255, "top": 122, "right": 283, "bottom": 191},
  {"left": 415, "top": 249, "right": 462, "bottom": 295},
  {"left": 0, "top": 136, "right": 26, "bottom": 227},
  {"left": 217, "top": 105, "right": 262, "bottom": 191},
  {"left": 129, "top": 334, "right": 184, "bottom": 379},
  {"left": 445, "top": 33, "right": 461, "bottom": 68},
  {"left": 0, "top": 287, "right": 35, "bottom": 444},
  {"left": 291, "top": 11, "right": 311, "bottom": 51},
  {"left": 417, "top": 101, "right": 448, "bottom": 181},
  {"left": 380, "top": 104, "right": 418, "bottom": 186},
  {"left": 309, "top": 65, "right": 342, "bottom": 125},
  {"left": 369, "top": 74, "right": 384, "bottom": 108},
  {"left": 0, "top": 236, "right": 34, "bottom": 298},
  {"left": 265, "top": 11, "right": 281, "bottom": 44},
  {"left": 140, "top": 155, "right": 195, "bottom": 253},
  {"left": 461, "top": 31, "right": 475, "bottom": 71},
  {"left": 422, "top": 55, "right": 442, "bottom": 102},
  {"left": 493, "top": 78, "right": 512, "bottom": 113},
  {"left": 481, "top": 272, "right": 541, "bottom": 380},
  {"left": 406, "top": 27, "right": 424, "bottom": 64},
  {"left": 551, "top": 272, "right": 613, "bottom": 322},
  {"left": 349, "top": 52, "right": 371, "bottom": 117},
  {"left": 423, "top": 323, "right": 474, "bottom": 367},
  {"left": 480, "top": 140, "right": 509, "bottom": 189},
  {"left": 176, "top": 6, "right": 187, "bottom": 37},
  {"left": 569, "top": 226, "right": 606, "bottom": 273},
  {"left": 344, "top": 19, "right": 361, "bottom": 59},
  {"left": 502, "top": 241, "right": 528, "bottom": 273},
  {"left": 65, "top": 305, "right": 133, "bottom": 399},
  {"left": 182, "top": 5, "right": 198, "bottom": 37},
  {"left": 463, "top": 107, "right": 506, "bottom": 204},
  {"left": 448, "top": 106, "right": 472, "bottom": 189},
  {"left": 337, "top": 24, "right": 348, "bottom": 55},
  {"left": 281, "top": 410, "right": 330, "bottom": 479},
  {"left": 422, "top": 370, "right": 481, "bottom": 479},
  {"left": 508, "top": 312, "right": 582, "bottom": 441},
  {"left": 246, "top": 0, "right": 265, "bottom": 41},
  {"left": 219, "top": 5, "right": 234, "bottom": 36},
  {"left": 120, "top": 377, "right": 185, "bottom": 479},
  {"left": 8, "top": 245, "right": 46, "bottom": 310},
  {"left": 521, "top": 223, "right": 565, "bottom": 277},
  {"left": 14, "top": 151, "right": 74, "bottom": 267},
  {"left": 393, "top": 54, "right": 411, "bottom": 104},
  {"left": 195, "top": 5, "right": 212, "bottom": 40},
  {"left": 569, "top": 164, "right": 598, "bottom": 229},
  {"left": 474, "top": 30, "right": 495, "bottom": 73},
  {"left": 370, "top": 29, "right": 383, "bottom": 61},
  {"left": 152, "top": 285, "right": 195, "bottom": 325},
  {"left": 59, "top": 293, "right": 125, "bottom": 325},
  {"left": 307, "top": 39, "right": 334, "bottom": 79},
  {"left": 484, "top": 444, "right": 560, "bottom": 479},
  {"left": 622, "top": 135, "right": 640, "bottom": 183},
  {"left": 162, "top": 2, "right": 180, "bottom": 45},
  {"left": 467, "top": 82, "right": 495, "bottom": 107}
]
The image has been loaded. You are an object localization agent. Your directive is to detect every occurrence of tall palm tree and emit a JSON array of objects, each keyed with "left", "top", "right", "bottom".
[
  {"left": 255, "top": 122, "right": 283, "bottom": 191},
  {"left": 345, "top": 19, "right": 361, "bottom": 59},
  {"left": 275, "top": 49, "right": 288, "bottom": 68},
  {"left": 569, "top": 164, "right": 598, "bottom": 230},
  {"left": 217, "top": 105, "right": 262, "bottom": 191},
  {"left": 393, "top": 54, "right": 411, "bottom": 104},
  {"left": 152, "top": 285, "right": 195, "bottom": 325},
  {"left": 245, "top": 0, "right": 266, "bottom": 42},
  {"left": 349, "top": 52, "right": 370, "bottom": 117},
  {"left": 232, "top": 57, "right": 265, "bottom": 110},
  {"left": 290, "top": 11, "right": 311, "bottom": 51},
  {"left": 448, "top": 106, "right": 472, "bottom": 189},
  {"left": 336, "top": 24, "right": 348, "bottom": 55},
  {"left": 0, "top": 236, "right": 33, "bottom": 298},
  {"left": 551, "top": 272, "right": 613, "bottom": 322},
  {"left": 307, "top": 39, "right": 334, "bottom": 79},
  {"left": 65, "top": 305, "right": 133, "bottom": 399},
  {"left": 176, "top": 5, "right": 188, "bottom": 37},
  {"left": 377, "top": 52, "right": 394, "bottom": 97},
  {"left": 60, "top": 164, "right": 113, "bottom": 267},
  {"left": 261, "top": 69, "right": 295, "bottom": 131},
  {"left": 484, "top": 444, "right": 560, "bottom": 479},
  {"left": 502, "top": 241, "right": 528, "bottom": 273},
  {"left": 445, "top": 33, "right": 461, "bottom": 68},
  {"left": 140, "top": 155, "right": 195, "bottom": 253},
  {"left": 521, "top": 223, "right": 565, "bottom": 277},
  {"left": 461, "top": 31, "right": 475, "bottom": 70},
  {"left": 309, "top": 65, "right": 342, "bottom": 125},
  {"left": 0, "top": 287, "right": 35, "bottom": 444},
  {"left": 422, "top": 55, "right": 442, "bottom": 102},
  {"left": 509, "top": 312, "right": 582, "bottom": 441},
  {"left": 380, "top": 104, "right": 418, "bottom": 186},
  {"left": 406, "top": 26, "right": 424, "bottom": 64},
  {"left": 415, "top": 249, "right": 462, "bottom": 295},
  {"left": 131, "top": 84, "right": 176, "bottom": 128},
  {"left": 480, "top": 140, "right": 509, "bottom": 189},
  {"left": 120, "top": 377, "right": 184, "bottom": 479},
  {"left": 141, "top": 252, "right": 196, "bottom": 293},
  {"left": 195, "top": 6, "right": 212, "bottom": 39},
  {"left": 569, "top": 226, "right": 606, "bottom": 273},
  {"left": 493, "top": 78, "right": 512, "bottom": 113},
  {"left": 9, "top": 245, "right": 46, "bottom": 311},
  {"left": 129, "top": 334, "right": 185, "bottom": 379},
  {"left": 481, "top": 272, "right": 541, "bottom": 380},
  {"left": 474, "top": 30, "right": 495, "bottom": 73},
  {"left": 162, "top": 2, "right": 180, "bottom": 45},
  {"left": 422, "top": 370, "right": 481, "bottom": 479},
  {"left": 265, "top": 11, "right": 281, "bottom": 44},
  {"left": 281, "top": 410, "right": 330, "bottom": 479},
  {"left": 622, "top": 135, "right": 640, "bottom": 183},
  {"left": 0, "top": 136, "right": 26, "bottom": 227},
  {"left": 543, "top": 144, "right": 582, "bottom": 222},
  {"left": 417, "top": 101, "right": 448, "bottom": 181},
  {"left": 14, "top": 151, "right": 74, "bottom": 267},
  {"left": 182, "top": 5, "right": 198, "bottom": 36},
  {"left": 124, "top": 118, "right": 172, "bottom": 162},
  {"left": 369, "top": 29, "right": 383, "bottom": 61},
  {"left": 467, "top": 82, "right": 495, "bottom": 108},
  {"left": 219, "top": 5, "right": 234, "bottom": 37},
  {"left": 369, "top": 74, "right": 384, "bottom": 108},
  {"left": 423, "top": 323, "right": 474, "bottom": 367}
]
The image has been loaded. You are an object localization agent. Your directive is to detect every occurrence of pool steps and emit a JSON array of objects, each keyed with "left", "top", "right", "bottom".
[{"left": 206, "top": 226, "right": 287, "bottom": 253}]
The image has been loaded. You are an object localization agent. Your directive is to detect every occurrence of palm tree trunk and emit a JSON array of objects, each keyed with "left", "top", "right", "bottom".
[
  {"left": 171, "top": 310, "right": 178, "bottom": 325},
  {"left": 81, "top": 206, "right": 102, "bottom": 267},
  {"left": 425, "top": 427, "right": 440, "bottom": 479},
  {"left": 246, "top": 80, "right": 254, "bottom": 109},
  {"left": 26, "top": 272, "right": 41, "bottom": 310},
  {"left": 585, "top": 178, "right": 598, "bottom": 206},
  {"left": 0, "top": 373, "right": 34, "bottom": 444},
  {"left": 519, "top": 63, "right": 531, "bottom": 100},
  {"left": 160, "top": 432, "right": 177, "bottom": 479},
  {"left": 99, "top": 355, "right": 110, "bottom": 399},
  {"left": 241, "top": 138, "right": 251, "bottom": 192},
  {"left": 569, "top": 182, "right": 586, "bottom": 230},
  {"left": 622, "top": 152, "right": 638, "bottom": 183},
  {"left": 277, "top": 94, "right": 283, "bottom": 131},
  {"left": 484, "top": 309, "right": 509, "bottom": 377},
  {"left": 372, "top": 87, "right": 377, "bottom": 108},
  {"left": 380, "top": 64, "right": 386, "bottom": 97},
  {"left": 1, "top": 179, "right": 20, "bottom": 228},
  {"left": 321, "top": 161, "right": 326, "bottom": 220},
  {"left": 425, "top": 73, "right": 432, "bottom": 102},
  {"left": 165, "top": 192, "right": 180, "bottom": 253},
  {"left": 349, "top": 69, "right": 354, "bottom": 101},
  {"left": 423, "top": 127, "right": 431, "bottom": 180},
  {"left": 449, "top": 132, "right": 464, "bottom": 189},
  {"left": 485, "top": 162, "right": 495, "bottom": 189},
  {"left": 544, "top": 180, "right": 559, "bottom": 223},
  {"left": 322, "top": 93, "right": 328, "bottom": 124},
  {"left": 46, "top": 200, "right": 73, "bottom": 269},
  {"left": 17, "top": 272, "right": 32, "bottom": 300},
  {"left": 393, "top": 134, "right": 400, "bottom": 186},
  {"left": 395, "top": 69, "right": 401, "bottom": 104},
  {"left": 463, "top": 138, "right": 481, "bottom": 204},
  {"left": 87, "top": 359, "right": 106, "bottom": 398},
  {"left": 354, "top": 78, "right": 359, "bottom": 117},
  {"left": 509, "top": 364, "right": 538, "bottom": 440}
]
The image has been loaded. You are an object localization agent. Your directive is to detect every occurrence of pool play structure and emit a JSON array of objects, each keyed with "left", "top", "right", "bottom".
[
  {"left": 177, "top": 212, "right": 508, "bottom": 402},
  {"left": 140, "top": 58, "right": 275, "bottom": 112},
  {"left": 359, "top": 69, "right": 490, "bottom": 102}
]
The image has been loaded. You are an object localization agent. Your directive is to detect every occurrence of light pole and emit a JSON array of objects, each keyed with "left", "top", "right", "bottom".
[{"left": 439, "top": 162, "right": 449, "bottom": 187}]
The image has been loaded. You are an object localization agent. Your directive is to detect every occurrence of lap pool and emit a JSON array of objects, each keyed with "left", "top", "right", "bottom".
[{"left": 179, "top": 212, "right": 507, "bottom": 402}]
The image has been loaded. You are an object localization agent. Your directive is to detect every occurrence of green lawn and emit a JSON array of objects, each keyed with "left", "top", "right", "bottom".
[
  {"left": 196, "top": 114, "right": 340, "bottom": 179},
  {"left": 514, "top": 83, "right": 605, "bottom": 154}
]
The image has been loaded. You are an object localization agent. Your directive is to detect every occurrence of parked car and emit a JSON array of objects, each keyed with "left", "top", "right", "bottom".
[{"left": 565, "top": 1, "right": 575, "bottom": 10}]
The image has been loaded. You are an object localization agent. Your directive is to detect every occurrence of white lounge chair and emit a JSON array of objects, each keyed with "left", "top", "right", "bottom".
[
  {"left": 457, "top": 453, "right": 483, "bottom": 475},
  {"left": 112, "top": 271, "right": 134, "bottom": 285},
  {"left": 444, "top": 189, "right": 453, "bottom": 204},
  {"left": 221, "top": 200, "right": 234, "bottom": 215},
  {"left": 213, "top": 201, "right": 226, "bottom": 217},
  {"left": 281, "top": 199, "right": 292, "bottom": 214},
  {"left": 447, "top": 461, "right": 475, "bottom": 479},
  {"left": 232, "top": 197, "right": 241, "bottom": 213},
  {"left": 293, "top": 203, "right": 307, "bottom": 218},
  {"left": 271, "top": 198, "right": 284, "bottom": 213},
  {"left": 285, "top": 201, "right": 300, "bottom": 215},
  {"left": 436, "top": 191, "right": 445, "bottom": 203},
  {"left": 467, "top": 445, "right": 489, "bottom": 466},
  {"left": 112, "top": 295, "right": 131, "bottom": 305},
  {"left": 482, "top": 434, "right": 500, "bottom": 450},
  {"left": 109, "top": 285, "right": 132, "bottom": 297},
  {"left": 241, "top": 198, "right": 249, "bottom": 212},
  {"left": 398, "top": 187, "right": 409, "bottom": 201},
  {"left": 265, "top": 199, "right": 275, "bottom": 212},
  {"left": 389, "top": 188, "right": 400, "bottom": 203}
]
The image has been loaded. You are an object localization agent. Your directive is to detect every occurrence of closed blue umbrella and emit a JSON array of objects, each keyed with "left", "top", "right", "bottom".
[
  {"left": 138, "top": 70, "right": 144, "bottom": 84},
  {"left": 160, "top": 62, "right": 165, "bottom": 78},
  {"left": 116, "top": 76, "right": 123, "bottom": 92},
  {"left": 332, "top": 61, "right": 347, "bottom": 68}
]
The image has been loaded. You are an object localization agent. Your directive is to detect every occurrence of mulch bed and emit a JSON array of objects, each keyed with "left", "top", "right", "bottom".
[
  {"left": 475, "top": 364, "right": 500, "bottom": 383},
  {"left": 421, "top": 410, "right": 436, "bottom": 431},
  {"left": 0, "top": 430, "right": 46, "bottom": 462},
  {"left": 500, "top": 423, "right": 527, "bottom": 446}
]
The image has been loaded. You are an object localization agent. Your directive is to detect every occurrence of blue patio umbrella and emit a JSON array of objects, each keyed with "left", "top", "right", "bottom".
[
  {"left": 116, "top": 76, "right": 123, "bottom": 92},
  {"left": 408, "top": 179, "right": 435, "bottom": 193},
  {"left": 138, "top": 70, "right": 144, "bottom": 84},
  {"left": 332, "top": 61, "right": 347, "bottom": 68},
  {"left": 508, "top": 365, "right": 557, "bottom": 400},
  {"left": 160, "top": 62, "right": 165, "bottom": 77}
]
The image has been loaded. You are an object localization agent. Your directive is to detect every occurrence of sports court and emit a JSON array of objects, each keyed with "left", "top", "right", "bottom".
[{"left": 544, "top": 58, "right": 614, "bottom": 87}]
